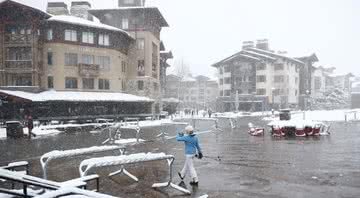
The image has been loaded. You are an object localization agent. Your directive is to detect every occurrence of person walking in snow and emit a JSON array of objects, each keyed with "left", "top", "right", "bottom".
[{"left": 176, "top": 125, "right": 202, "bottom": 185}]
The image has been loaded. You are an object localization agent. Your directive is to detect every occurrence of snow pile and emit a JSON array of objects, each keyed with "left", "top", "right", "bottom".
[{"left": 0, "top": 90, "right": 153, "bottom": 102}]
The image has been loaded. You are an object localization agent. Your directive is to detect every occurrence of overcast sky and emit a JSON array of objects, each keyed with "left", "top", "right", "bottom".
[{"left": 23, "top": 0, "right": 360, "bottom": 77}]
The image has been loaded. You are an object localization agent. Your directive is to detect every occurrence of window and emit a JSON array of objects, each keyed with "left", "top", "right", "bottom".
[
  {"left": 47, "top": 29, "right": 53, "bottom": 40},
  {"left": 121, "top": 61, "right": 126, "bottom": 72},
  {"left": 256, "top": 64, "right": 266, "bottom": 70},
  {"left": 65, "top": 53, "right": 78, "bottom": 66},
  {"left": 153, "top": 82, "right": 158, "bottom": 91},
  {"left": 6, "top": 47, "right": 31, "bottom": 60},
  {"left": 138, "top": 80, "right": 144, "bottom": 90},
  {"left": 256, "top": 75, "right": 266, "bottom": 82},
  {"left": 219, "top": 67, "right": 223, "bottom": 74},
  {"left": 96, "top": 56, "right": 110, "bottom": 71},
  {"left": 47, "top": 52, "right": 53, "bottom": 65},
  {"left": 98, "top": 34, "right": 109, "bottom": 46},
  {"left": 224, "top": 77, "right": 231, "bottom": 84},
  {"left": 315, "top": 77, "right": 321, "bottom": 90},
  {"left": 65, "top": 77, "right": 78, "bottom": 89},
  {"left": 257, "top": 89, "right": 266, "bottom": 95},
  {"left": 124, "top": 0, "right": 134, "bottom": 4},
  {"left": 122, "top": 18, "right": 129, "bottom": 29},
  {"left": 99, "top": 79, "right": 110, "bottom": 90},
  {"left": 83, "top": 78, "right": 94, "bottom": 89},
  {"left": 273, "top": 88, "right": 281, "bottom": 96},
  {"left": 137, "top": 60, "right": 145, "bottom": 76},
  {"left": 219, "top": 79, "right": 223, "bottom": 85},
  {"left": 122, "top": 80, "right": 126, "bottom": 90},
  {"left": 137, "top": 39, "right": 145, "bottom": 50},
  {"left": 220, "top": 90, "right": 223, "bottom": 96},
  {"left": 82, "top": 32, "right": 94, "bottom": 44},
  {"left": 295, "top": 77, "right": 299, "bottom": 84},
  {"left": 81, "top": 54, "right": 95, "bottom": 64},
  {"left": 274, "top": 75, "right": 284, "bottom": 83},
  {"left": 48, "top": 76, "right": 54, "bottom": 88},
  {"left": 224, "top": 90, "right": 231, "bottom": 96},
  {"left": 65, "top": 30, "right": 77, "bottom": 41},
  {"left": 224, "top": 66, "right": 230, "bottom": 72},
  {"left": 274, "top": 63, "right": 284, "bottom": 70}
]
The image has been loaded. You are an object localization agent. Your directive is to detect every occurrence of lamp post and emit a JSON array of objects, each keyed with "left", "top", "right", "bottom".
[
  {"left": 271, "top": 87, "right": 276, "bottom": 110},
  {"left": 305, "top": 89, "right": 310, "bottom": 110}
]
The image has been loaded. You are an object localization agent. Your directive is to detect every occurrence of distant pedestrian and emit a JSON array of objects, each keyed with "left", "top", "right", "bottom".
[
  {"left": 176, "top": 125, "right": 202, "bottom": 185},
  {"left": 27, "top": 115, "right": 35, "bottom": 139},
  {"left": 208, "top": 109, "right": 212, "bottom": 118}
]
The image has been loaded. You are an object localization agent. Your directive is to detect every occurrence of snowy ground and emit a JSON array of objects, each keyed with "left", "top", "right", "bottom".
[{"left": 0, "top": 119, "right": 183, "bottom": 139}]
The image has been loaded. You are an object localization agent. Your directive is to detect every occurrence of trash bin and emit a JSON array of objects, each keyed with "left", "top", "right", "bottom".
[
  {"left": 279, "top": 109, "right": 291, "bottom": 120},
  {"left": 6, "top": 121, "right": 24, "bottom": 138}
]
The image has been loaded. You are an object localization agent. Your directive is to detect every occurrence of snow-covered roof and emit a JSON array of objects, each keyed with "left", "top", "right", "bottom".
[
  {"left": 48, "top": 15, "right": 132, "bottom": 38},
  {"left": 242, "top": 50, "right": 276, "bottom": 60},
  {"left": 90, "top": 7, "right": 169, "bottom": 27},
  {"left": 0, "top": 0, "right": 49, "bottom": 17},
  {"left": 0, "top": 90, "right": 153, "bottom": 103},
  {"left": 181, "top": 76, "right": 196, "bottom": 82},
  {"left": 162, "top": 97, "right": 180, "bottom": 103},
  {"left": 247, "top": 48, "right": 304, "bottom": 65}
]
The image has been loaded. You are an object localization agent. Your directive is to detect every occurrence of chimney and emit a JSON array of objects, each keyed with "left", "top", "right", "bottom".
[
  {"left": 256, "top": 39, "right": 269, "bottom": 51},
  {"left": 242, "top": 41, "right": 254, "bottom": 49},
  {"left": 118, "top": 0, "right": 145, "bottom": 7},
  {"left": 47, "top": 2, "right": 69, "bottom": 15},
  {"left": 277, "top": 51, "right": 288, "bottom": 55},
  {"left": 70, "top": 1, "right": 93, "bottom": 21}
]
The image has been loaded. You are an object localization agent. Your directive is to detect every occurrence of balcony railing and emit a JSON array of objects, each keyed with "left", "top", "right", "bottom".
[
  {"left": 138, "top": 70, "right": 145, "bottom": 76},
  {"left": 4, "top": 34, "right": 32, "bottom": 44},
  {"left": 78, "top": 63, "right": 100, "bottom": 77},
  {"left": 5, "top": 60, "right": 32, "bottom": 69}
]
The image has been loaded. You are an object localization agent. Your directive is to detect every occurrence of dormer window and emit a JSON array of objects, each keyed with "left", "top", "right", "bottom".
[
  {"left": 65, "top": 30, "right": 77, "bottom": 41},
  {"left": 122, "top": 18, "right": 129, "bottom": 29},
  {"left": 82, "top": 32, "right": 94, "bottom": 44},
  {"left": 98, "top": 34, "right": 110, "bottom": 46}
]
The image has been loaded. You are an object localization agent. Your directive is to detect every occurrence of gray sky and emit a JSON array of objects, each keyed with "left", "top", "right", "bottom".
[{"left": 23, "top": 0, "right": 360, "bottom": 77}]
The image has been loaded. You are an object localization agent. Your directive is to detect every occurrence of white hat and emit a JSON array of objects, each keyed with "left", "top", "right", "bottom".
[{"left": 185, "top": 125, "right": 194, "bottom": 132}]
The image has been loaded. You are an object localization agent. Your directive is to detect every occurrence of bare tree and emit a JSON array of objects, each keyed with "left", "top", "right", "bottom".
[{"left": 174, "top": 58, "right": 191, "bottom": 78}]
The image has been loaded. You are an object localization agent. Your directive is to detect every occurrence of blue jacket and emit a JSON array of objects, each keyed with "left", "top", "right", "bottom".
[{"left": 176, "top": 133, "right": 202, "bottom": 155}]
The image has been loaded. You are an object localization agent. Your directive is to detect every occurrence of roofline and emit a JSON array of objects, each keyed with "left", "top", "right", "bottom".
[
  {"left": 212, "top": 51, "right": 260, "bottom": 67},
  {"left": 0, "top": 0, "right": 51, "bottom": 18},
  {"left": 89, "top": 7, "right": 169, "bottom": 27},
  {"left": 46, "top": 16, "right": 134, "bottom": 40},
  {"left": 247, "top": 48, "right": 305, "bottom": 65}
]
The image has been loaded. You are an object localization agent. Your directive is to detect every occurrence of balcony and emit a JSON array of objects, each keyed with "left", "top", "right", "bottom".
[
  {"left": 5, "top": 60, "right": 32, "bottom": 70},
  {"left": 78, "top": 63, "right": 100, "bottom": 77},
  {"left": 4, "top": 34, "right": 33, "bottom": 45}
]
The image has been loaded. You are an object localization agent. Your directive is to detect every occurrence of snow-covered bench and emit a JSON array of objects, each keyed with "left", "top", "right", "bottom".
[
  {"left": 79, "top": 152, "right": 191, "bottom": 194},
  {"left": 40, "top": 145, "right": 125, "bottom": 180},
  {"left": 0, "top": 168, "right": 98, "bottom": 197}
]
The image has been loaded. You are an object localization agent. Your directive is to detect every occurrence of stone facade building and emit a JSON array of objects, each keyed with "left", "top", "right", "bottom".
[
  {"left": 0, "top": 0, "right": 170, "bottom": 119},
  {"left": 212, "top": 40, "right": 304, "bottom": 111}
]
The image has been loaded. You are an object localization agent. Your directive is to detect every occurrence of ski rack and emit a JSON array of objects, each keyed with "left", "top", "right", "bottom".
[
  {"left": 40, "top": 145, "right": 125, "bottom": 180},
  {"left": 79, "top": 153, "right": 191, "bottom": 195}
]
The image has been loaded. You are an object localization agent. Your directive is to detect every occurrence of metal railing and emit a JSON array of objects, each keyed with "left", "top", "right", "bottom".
[
  {"left": 78, "top": 63, "right": 100, "bottom": 77},
  {"left": 5, "top": 60, "right": 32, "bottom": 69}
]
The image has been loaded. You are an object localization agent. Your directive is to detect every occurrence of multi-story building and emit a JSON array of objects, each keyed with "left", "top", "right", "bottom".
[
  {"left": 0, "top": 0, "right": 169, "bottom": 120},
  {"left": 212, "top": 40, "right": 304, "bottom": 111},
  {"left": 165, "top": 74, "right": 218, "bottom": 110},
  {"left": 89, "top": 0, "right": 169, "bottom": 113}
]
